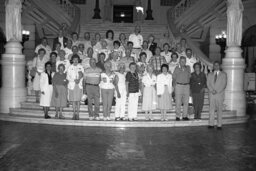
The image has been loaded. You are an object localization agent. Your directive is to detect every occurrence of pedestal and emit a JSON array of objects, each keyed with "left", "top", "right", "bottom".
[
  {"left": 0, "top": 40, "right": 27, "bottom": 113},
  {"left": 222, "top": 46, "right": 246, "bottom": 116}
]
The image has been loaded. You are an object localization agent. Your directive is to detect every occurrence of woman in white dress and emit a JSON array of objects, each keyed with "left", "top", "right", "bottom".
[
  {"left": 40, "top": 61, "right": 54, "bottom": 119},
  {"left": 32, "top": 48, "right": 49, "bottom": 103},
  {"left": 142, "top": 65, "right": 157, "bottom": 120}
]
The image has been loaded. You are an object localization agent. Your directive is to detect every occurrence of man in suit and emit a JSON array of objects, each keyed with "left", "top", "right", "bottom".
[
  {"left": 207, "top": 61, "right": 227, "bottom": 130},
  {"left": 52, "top": 30, "right": 68, "bottom": 50}
]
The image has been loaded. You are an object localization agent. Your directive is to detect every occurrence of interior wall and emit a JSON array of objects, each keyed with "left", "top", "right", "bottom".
[{"left": 77, "top": 0, "right": 170, "bottom": 25}]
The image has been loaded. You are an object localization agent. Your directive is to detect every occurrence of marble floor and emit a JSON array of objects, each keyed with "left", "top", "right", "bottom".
[{"left": 0, "top": 121, "right": 256, "bottom": 171}]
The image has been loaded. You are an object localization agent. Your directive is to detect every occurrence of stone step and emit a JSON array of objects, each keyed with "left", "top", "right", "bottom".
[
  {"left": 10, "top": 108, "right": 236, "bottom": 120},
  {"left": 20, "top": 101, "right": 211, "bottom": 111},
  {"left": 0, "top": 113, "right": 248, "bottom": 127}
]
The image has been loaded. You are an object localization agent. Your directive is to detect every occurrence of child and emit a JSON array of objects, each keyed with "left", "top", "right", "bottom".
[
  {"left": 114, "top": 63, "right": 126, "bottom": 121},
  {"left": 142, "top": 65, "right": 157, "bottom": 120},
  {"left": 157, "top": 64, "right": 173, "bottom": 121},
  {"left": 126, "top": 62, "right": 140, "bottom": 121}
]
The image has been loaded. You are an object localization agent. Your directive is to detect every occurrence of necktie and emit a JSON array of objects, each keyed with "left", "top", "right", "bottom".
[{"left": 214, "top": 72, "right": 218, "bottom": 83}]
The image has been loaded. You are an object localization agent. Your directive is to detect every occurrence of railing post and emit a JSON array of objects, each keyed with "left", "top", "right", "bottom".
[
  {"left": 92, "top": 0, "right": 101, "bottom": 19},
  {"left": 145, "top": 0, "right": 154, "bottom": 20}
]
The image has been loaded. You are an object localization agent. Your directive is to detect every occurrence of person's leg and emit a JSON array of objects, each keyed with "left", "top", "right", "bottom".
[
  {"left": 115, "top": 93, "right": 121, "bottom": 118},
  {"left": 182, "top": 86, "right": 190, "bottom": 118},
  {"left": 59, "top": 107, "right": 65, "bottom": 119},
  {"left": 132, "top": 93, "right": 139, "bottom": 119},
  {"left": 86, "top": 86, "right": 94, "bottom": 118},
  {"left": 77, "top": 101, "right": 80, "bottom": 120},
  {"left": 175, "top": 85, "right": 182, "bottom": 119},
  {"left": 101, "top": 89, "right": 108, "bottom": 119},
  {"left": 192, "top": 93, "right": 199, "bottom": 119},
  {"left": 107, "top": 89, "right": 114, "bottom": 119},
  {"left": 128, "top": 93, "right": 133, "bottom": 120},
  {"left": 198, "top": 91, "right": 205, "bottom": 119},
  {"left": 160, "top": 109, "right": 164, "bottom": 121},
  {"left": 163, "top": 110, "right": 167, "bottom": 120},
  {"left": 94, "top": 86, "right": 100, "bottom": 118},
  {"left": 35, "top": 91, "right": 40, "bottom": 103},
  {"left": 120, "top": 89, "right": 126, "bottom": 119},
  {"left": 55, "top": 107, "right": 59, "bottom": 118},
  {"left": 72, "top": 101, "right": 76, "bottom": 119},
  {"left": 216, "top": 96, "right": 223, "bottom": 127},
  {"left": 208, "top": 96, "right": 215, "bottom": 126},
  {"left": 149, "top": 110, "right": 153, "bottom": 120}
]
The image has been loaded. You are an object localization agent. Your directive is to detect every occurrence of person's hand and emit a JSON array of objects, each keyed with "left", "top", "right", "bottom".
[
  {"left": 158, "top": 95, "right": 161, "bottom": 98},
  {"left": 117, "top": 92, "right": 121, "bottom": 98},
  {"left": 212, "top": 90, "right": 217, "bottom": 95},
  {"left": 41, "top": 91, "right": 45, "bottom": 95},
  {"left": 75, "top": 79, "right": 80, "bottom": 84},
  {"left": 126, "top": 92, "right": 129, "bottom": 98}
]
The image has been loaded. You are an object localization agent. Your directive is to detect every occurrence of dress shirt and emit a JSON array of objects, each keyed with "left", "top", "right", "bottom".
[
  {"left": 156, "top": 73, "right": 173, "bottom": 95},
  {"left": 150, "top": 55, "right": 167, "bottom": 72},
  {"left": 32, "top": 56, "right": 49, "bottom": 73},
  {"left": 128, "top": 33, "right": 143, "bottom": 48},
  {"left": 186, "top": 56, "right": 197, "bottom": 73},
  {"left": 169, "top": 61, "right": 179, "bottom": 74},
  {"left": 172, "top": 65, "right": 191, "bottom": 84},
  {"left": 142, "top": 73, "right": 156, "bottom": 87},
  {"left": 35, "top": 44, "right": 52, "bottom": 60},
  {"left": 161, "top": 51, "right": 172, "bottom": 63}
]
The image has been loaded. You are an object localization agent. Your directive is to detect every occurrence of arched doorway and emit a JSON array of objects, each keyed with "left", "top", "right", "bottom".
[{"left": 242, "top": 25, "right": 256, "bottom": 72}]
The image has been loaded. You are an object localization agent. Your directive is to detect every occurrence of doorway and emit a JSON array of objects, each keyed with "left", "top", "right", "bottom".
[{"left": 113, "top": 5, "right": 133, "bottom": 23}]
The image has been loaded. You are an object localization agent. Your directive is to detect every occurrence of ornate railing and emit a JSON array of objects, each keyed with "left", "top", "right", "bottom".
[
  {"left": 53, "top": 0, "right": 76, "bottom": 18},
  {"left": 172, "top": 0, "right": 199, "bottom": 19},
  {"left": 167, "top": 7, "right": 213, "bottom": 74}
]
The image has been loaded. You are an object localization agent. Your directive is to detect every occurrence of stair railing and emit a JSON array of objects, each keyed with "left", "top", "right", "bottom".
[
  {"left": 173, "top": 0, "right": 199, "bottom": 19},
  {"left": 167, "top": 8, "right": 213, "bottom": 74}
]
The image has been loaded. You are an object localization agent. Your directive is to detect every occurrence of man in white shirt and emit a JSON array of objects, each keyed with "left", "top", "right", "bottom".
[
  {"left": 35, "top": 37, "right": 52, "bottom": 60},
  {"left": 63, "top": 39, "right": 73, "bottom": 60},
  {"left": 80, "top": 32, "right": 92, "bottom": 53},
  {"left": 185, "top": 48, "right": 197, "bottom": 73},
  {"left": 52, "top": 30, "right": 68, "bottom": 50},
  {"left": 129, "top": 25, "right": 143, "bottom": 60},
  {"left": 141, "top": 41, "right": 153, "bottom": 63}
]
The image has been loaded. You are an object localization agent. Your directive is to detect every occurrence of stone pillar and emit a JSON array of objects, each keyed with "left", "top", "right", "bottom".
[
  {"left": 0, "top": 0, "right": 26, "bottom": 113},
  {"left": 145, "top": 0, "right": 153, "bottom": 20},
  {"left": 0, "top": 40, "right": 26, "bottom": 113},
  {"left": 222, "top": 0, "right": 246, "bottom": 116}
]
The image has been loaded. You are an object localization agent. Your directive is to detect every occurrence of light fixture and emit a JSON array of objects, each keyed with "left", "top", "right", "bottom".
[{"left": 120, "top": 12, "right": 125, "bottom": 17}]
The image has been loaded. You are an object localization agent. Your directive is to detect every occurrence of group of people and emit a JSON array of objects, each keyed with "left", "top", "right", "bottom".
[{"left": 31, "top": 25, "right": 227, "bottom": 129}]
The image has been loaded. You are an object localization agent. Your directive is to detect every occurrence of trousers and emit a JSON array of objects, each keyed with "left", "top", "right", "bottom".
[
  {"left": 175, "top": 84, "right": 190, "bottom": 118},
  {"left": 86, "top": 85, "right": 100, "bottom": 118},
  {"left": 101, "top": 89, "right": 114, "bottom": 118},
  {"left": 115, "top": 87, "right": 126, "bottom": 118},
  {"left": 192, "top": 91, "right": 204, "bottom": 119},
  {"left": 209, "top": 94, "right": 224, "bottom": 127},
  {"left": 128, "top": 92, "right": 139, "bottom": 119}
]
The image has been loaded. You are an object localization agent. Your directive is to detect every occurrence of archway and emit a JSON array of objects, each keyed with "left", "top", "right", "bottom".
[{"left": 242, "top": 25, "right": 256, "bottom": 72}]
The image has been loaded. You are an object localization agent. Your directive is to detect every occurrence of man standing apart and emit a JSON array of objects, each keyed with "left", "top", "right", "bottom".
[
  {"left": 84, "top": 58, "right": 102, "bottom": 120},
  {"left": 173, "top": 56, "right": 191, "bottom": 121},
  {"left": 207, "top": 61, "right": 227, "bottom": 130}
]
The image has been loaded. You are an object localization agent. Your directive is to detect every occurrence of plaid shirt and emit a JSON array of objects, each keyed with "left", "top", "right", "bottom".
[{"left": 150, "top": 55, "right": 167, "bottom": 72}]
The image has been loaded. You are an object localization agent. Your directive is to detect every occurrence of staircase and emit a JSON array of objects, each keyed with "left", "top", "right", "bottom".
[
  {"left": 80, "top": 23, "right": 169, "bottom": 43},
  {"left": 0, "top": 91, "right": 247, "bottom": 127},
  {"left": 23, "top": 0, "right": 80, "bottom": 38}
]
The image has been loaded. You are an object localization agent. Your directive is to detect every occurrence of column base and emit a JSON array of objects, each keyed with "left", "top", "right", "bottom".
[
  {"left": 0, "top": 40, "right": 27, "bottom": 114},
  {"left": 222, "top": 46, "right": 246, "bottom": 116}
]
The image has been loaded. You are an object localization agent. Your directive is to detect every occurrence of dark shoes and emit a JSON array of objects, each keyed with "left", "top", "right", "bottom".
[
  {"left": 44, "top": 115, "right": 51, "bottom": 119},
  {"left": 182, "top": 117, "right": 189, "bottom": 121},
  {"left": 176, "top": 117, "right": 180, "bottom": 121},
  {"left": 217, "top": 127, "right": 222, "bottom": 130},
  {"left": 72, "top": 114, "right": 79, "bottom": 120},
  {"left": 208, "top": 125, "right": 214, "bottom": 129},
  {"left": 115, "top": 117, "right": 120, "bottom": 121}
]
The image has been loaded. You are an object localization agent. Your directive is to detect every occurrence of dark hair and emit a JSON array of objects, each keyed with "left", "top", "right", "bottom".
[
  {"left": 45, "top": 61, "right": 52, "bottom": 69},
  {"left": 186, "top": 48, "right": 192, "bottom": 52},
  {"left": 179, "top": 56, "right": 186, "bottom": 61},
  {"left": 139, "top": 52, "right": 147, "bottom": 62},
  {"left": 163, "top": 43, "right": 170, "bottom": 48},
  {"left": 161, "top": 64, "right": 169, "bottom": 72},
  {"left": 143, "top": 40, "right": 148, "bottom": 45},
  {"left": 154, "top": 47, "right": 161, "bottom": 53},
  {"left": 119, "top": 33, "right": 126, "bottom": 41},
  {"left": 106, "top": 30, "right": 114, "bottom": 39},
  {"left": 127, "top": 41, "right": 133, "bottom": 46},
  {"left": 213, "top": 61, "right": 221, "bottom": 65},
  {"left": 193, "top": 62, "right": 202, "bottom": 69},
  {"left": 72, "top": 32, "right": 78, "bottom": 36},
  {"left": 50, "top": 52, "right": 57, "bottom": 57},
  {"left": 55, "top": 42, "right": 61, "bottom": 46},
  {"left": 70, "top": 54, "right": 81, "bottom": 64},
  {"left": 38, "top": 48, "right": 46, "bottom": 54},
  {"left": 129, "top": 62, "right": 137, "bottom": 68},
  {"left": 113, "top": 40, "right": 121, "bottom": 47},
  {"left": 42, "top": 37, "right": 47, "bottom": 41},
  {"left": 58, "top": 63, "right": 65, "bottom": 71},
  {"left": 171, "top": 52, "right": 178, "bottom": 58}
]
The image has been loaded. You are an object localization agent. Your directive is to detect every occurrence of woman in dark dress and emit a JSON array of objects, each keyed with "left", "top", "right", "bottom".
[{"left": 190, "top": 63, "right": 206, "bottom": 120}]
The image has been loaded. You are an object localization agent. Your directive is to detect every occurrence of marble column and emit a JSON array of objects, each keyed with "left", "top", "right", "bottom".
[
  {"left": 222, "top": 0, "right": 246, "bottom": 116},
  {"left": 0, "top": 0, "right": 26, "bottom": 113}
]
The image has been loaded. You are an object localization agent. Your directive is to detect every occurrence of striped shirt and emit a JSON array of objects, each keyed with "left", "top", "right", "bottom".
[{"left": 84, "top": 67, "right": 102, "bottom": 85}]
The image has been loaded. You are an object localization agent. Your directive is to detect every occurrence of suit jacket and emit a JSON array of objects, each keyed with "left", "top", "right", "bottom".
[
  {"left": 149, "top": 42, "right": 157, "bottom": 55},
  {"left": 207, "top": 71, "right": 227, "bottom": 98},
  {"left": 52, "top": 37, "right": 68, "bottom": 50}
]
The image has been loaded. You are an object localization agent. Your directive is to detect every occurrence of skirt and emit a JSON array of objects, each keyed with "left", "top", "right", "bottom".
[
  {"left": 68, "top": 84, "right": 82, "bottom": 102},
  {"left": 33, "top": 73, "right": 41, "bottom": 91},
  {"left": 51, "top": 85, "right": 67, "bottom": 107},
  {"left": 40, "top": 85, "right": 53, "bottom": 107},
  {"left": 142, "top": 86, "right": 157, "bottom": 111},
  {"left": 158, "top": 86, "right": 172, "bottom": 110}
]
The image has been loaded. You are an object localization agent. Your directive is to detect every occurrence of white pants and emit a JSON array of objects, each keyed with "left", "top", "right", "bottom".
[
  {"left": 128, "top": 92, "right": 139, "bottom": 119},
  {"left": 115, "top": 87, "right": 126, "bottom": 118}
]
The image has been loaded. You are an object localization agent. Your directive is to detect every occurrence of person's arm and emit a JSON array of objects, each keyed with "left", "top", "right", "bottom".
[
  {"left": 207, "top": 73, "right": 214, "bottom": 93},
  {"left": 172, "top": 67, "right": 177, "bottom": 87},
  {"left": 40, "top": 73, "right": 46, "bottom": 94},
  {"left": 156, "top": 75, "right": 162, "bottom": 96},
  {"left": 216, "top": 72, "right": 227, "bottom": 94},
  {"left": 125, "top": 72, "right": 130, "bottom": 97},
  {"left": 114, "top": 75, "right": 121, "bottom": 98}
]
